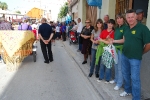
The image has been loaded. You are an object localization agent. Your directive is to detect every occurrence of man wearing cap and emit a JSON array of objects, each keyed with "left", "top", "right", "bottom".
[{"left": 136, "top": 9, "right": 147, "bottom": 25}]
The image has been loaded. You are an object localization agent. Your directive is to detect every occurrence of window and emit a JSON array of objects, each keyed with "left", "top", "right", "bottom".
[{"left": 115, "top": 0, "right": 133, "bottom": 15}]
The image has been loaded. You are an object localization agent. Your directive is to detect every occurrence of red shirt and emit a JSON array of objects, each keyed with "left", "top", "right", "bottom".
[
  {"left": 100, "top": 30, "right": 114, "bottom": 39},
  {"left": 32, "top": 29, "right": 37, "bottom": 38}
]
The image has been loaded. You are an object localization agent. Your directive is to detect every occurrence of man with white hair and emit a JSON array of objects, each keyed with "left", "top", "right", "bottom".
[{"left": 38, "top": 18, "right": 54, "bottom": 64}]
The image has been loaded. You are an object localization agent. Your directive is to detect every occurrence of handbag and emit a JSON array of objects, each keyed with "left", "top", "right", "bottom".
[{"left": 102, "top": 45, "right": 118, "bottom": 69}]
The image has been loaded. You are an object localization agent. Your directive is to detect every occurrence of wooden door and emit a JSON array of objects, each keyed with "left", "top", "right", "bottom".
[{"left": 115, "top": 0, "right": 133, "bottom": 15}]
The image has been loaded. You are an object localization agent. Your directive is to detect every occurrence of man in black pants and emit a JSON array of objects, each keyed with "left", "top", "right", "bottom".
[{"left": 38, "top": 18, "right": 54, "bottom": 64}]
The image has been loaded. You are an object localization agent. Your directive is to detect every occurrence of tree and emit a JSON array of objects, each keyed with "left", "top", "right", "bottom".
[
  {"left": 58, "top": 2, "right": 68, "bottom": 19},
  {"left": 0, "top": 2, "right": 8, "bottom": 10},
  {"left": 16, "top": 10, "right": 21, "bottom": 14}
]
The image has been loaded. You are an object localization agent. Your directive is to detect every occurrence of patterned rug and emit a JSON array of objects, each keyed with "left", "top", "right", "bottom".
[{"left": 0, "top": 31, "right": 35, "bottom": 71}]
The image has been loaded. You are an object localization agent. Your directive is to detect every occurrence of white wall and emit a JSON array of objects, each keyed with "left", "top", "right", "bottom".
[
  {"left": 97, "top": 8, "right": 101, "bottom": 19},
  {"left": 72, "top": 3, "right": 78, "bottom": 22},
  {"left": 77, "top": 0, "right": 86, "bottom": 24},
  {"left": 100, "top": 0, "right": 116, "bottom": 20},
  {"left": 146, "top": 2, "right": 150, "bottom": 29}
]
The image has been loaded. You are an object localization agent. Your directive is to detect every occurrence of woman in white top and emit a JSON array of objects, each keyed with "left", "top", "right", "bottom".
[{"left": 56, "top": 25, "right": 60, "bottom": 40}]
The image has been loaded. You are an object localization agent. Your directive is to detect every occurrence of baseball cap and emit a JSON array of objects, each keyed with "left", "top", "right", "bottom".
[{"left": 136, "top": 9, "right": 143, "bottom": 14}]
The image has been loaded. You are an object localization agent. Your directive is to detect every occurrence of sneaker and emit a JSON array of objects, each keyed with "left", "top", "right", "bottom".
[
  {"left": 109, "top": 80, "right": 115, "bottom": 84},
  {"left": 120, "top": 91, "right": 131, "bottom": 97},
  {"left": 97, "top": 79, "right": 102, "bottom": 82},
  {"left": 105, "top": 81, "right": 109, "bottom": 84},
  {"left": 114, "top": 86, "right": 120, "bottom": 90},
  {"left": 88, "top": 73, "right": 93, "bottom": 77},
  {"left": 95, "top": 74, "right": 99, "bottom": 78}
]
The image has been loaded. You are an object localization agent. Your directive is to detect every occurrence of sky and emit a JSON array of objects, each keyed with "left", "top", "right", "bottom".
[{"left": 1, "top": 0, "right": 67, "bottom": 21}]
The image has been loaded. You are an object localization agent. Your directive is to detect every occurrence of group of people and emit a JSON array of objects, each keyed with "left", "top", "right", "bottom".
[
  {"left": 1, "top": 8, "right": 150, "bottom": 100},
  {"left": 74, "top": 9, "right": 150, "bottom": 100}
]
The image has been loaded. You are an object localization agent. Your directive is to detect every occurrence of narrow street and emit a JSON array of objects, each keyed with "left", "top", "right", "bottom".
[{"left": 0, "top": 40, "right": 102, "bottom": 100}]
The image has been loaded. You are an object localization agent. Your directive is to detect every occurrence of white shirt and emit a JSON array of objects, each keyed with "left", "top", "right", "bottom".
[
  {"left": 66, "top": 26, "right": 69, "bottom": 33},
  {"left": 77, "top": 22, "right": 83, "bottom": 33},
  {"left": 56, "top": 26, "right": 60, "bottom": 32},
  {"left": 32, "top": 24, "right": 38, "bottom": 29}
]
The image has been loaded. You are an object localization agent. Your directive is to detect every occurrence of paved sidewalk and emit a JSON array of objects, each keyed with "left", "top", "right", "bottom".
[{"left": 62, "top": 40, "right": 132, "bottom": 100}]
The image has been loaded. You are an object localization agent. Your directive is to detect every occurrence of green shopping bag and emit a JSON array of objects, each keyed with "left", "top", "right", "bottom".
[{"left": 101, "top": 45, "right": 114, "bottom": 69}]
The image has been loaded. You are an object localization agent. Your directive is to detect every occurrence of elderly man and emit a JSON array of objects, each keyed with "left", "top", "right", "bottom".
[
  {"left": 120, "top": 9, "right": 150, "bottom": 100},
  {"left": 103, "top": 15, "right": 109, "bottom": 29},
  {"left": 77, "top": 18, "right": 83, "bottom": 52},
  {"left": 0, "top": 17, "right": 12, "bottom": 63},
  {"left": 38, "top": 18, "right": 54, "bottom": 64},
  {"left": 136, "top": 9, "right": 147, "bottom": 25}
]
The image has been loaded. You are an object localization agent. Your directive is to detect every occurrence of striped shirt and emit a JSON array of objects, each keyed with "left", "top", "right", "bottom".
[{"left": 0, "top": 21, "right": 12, "bottom": 30}]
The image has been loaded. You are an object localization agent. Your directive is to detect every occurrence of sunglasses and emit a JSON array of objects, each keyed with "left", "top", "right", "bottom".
[{"left": 85, "top": 22, "right": 91, "bottom": 23}]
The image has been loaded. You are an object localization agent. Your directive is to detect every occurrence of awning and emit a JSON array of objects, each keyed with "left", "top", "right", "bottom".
[{"left": 86, "top": 0, "right": 102, "bottom": 9}]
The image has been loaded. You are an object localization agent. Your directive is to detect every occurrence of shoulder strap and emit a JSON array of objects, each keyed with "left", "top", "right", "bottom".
[{"left": 109, "top": 30, "right": 114, "bottom": 36}]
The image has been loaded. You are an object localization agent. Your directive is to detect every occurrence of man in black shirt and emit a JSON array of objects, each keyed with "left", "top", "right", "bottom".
[
  {"left": 50, "top": 21, "right": 56, "bottom": 46},
  {"left": 38, "top": 18, "right": 54, "bottom": 64}
]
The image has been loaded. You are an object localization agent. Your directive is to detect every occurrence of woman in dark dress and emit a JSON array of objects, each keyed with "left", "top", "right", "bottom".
[{"left": 81, "top": 19, "right": 94, "bottom": 64}]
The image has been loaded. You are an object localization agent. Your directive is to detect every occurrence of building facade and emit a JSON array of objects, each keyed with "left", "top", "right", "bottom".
[{"left": 69, "top": 0, "right": 150, "bottom": 99}]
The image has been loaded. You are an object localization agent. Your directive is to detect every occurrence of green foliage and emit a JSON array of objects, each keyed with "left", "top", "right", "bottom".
[
  {"left": 16, "top": 10, "right": 21, "bottom": 14},
  {"left": 58, "top": 2, "right": 68, "bottom": 19},
  {"left": 0, "top": 1, "right": 8, "bottom": 10}
]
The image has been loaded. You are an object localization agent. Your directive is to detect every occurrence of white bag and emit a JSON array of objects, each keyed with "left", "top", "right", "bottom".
[{"left": 103, "top": 45, "right": 118, "bottom": 64}]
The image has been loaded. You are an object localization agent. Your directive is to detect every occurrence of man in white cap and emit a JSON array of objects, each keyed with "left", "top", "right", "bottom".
[{"left": 136, "top": 9, "right": 147, "bottom": 25}]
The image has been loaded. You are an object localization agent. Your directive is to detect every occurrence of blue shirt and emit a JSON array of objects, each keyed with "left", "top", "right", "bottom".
[
  {"left": 38, "top": 23, "right": 52, "bottom": 39},
  {"left": 61, "top": 25, "right": 66, "bottom": 32}
]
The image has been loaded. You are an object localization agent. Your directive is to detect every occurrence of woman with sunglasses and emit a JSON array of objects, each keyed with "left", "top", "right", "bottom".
[
  {"left": 97, "top": 19, "right": 116, "bottom": 83},
  {"left": 89, "top": 19, "right": 104, "bottom": 78},
  {"left": 81, "top": 19, "right": 94, "bottom": 64}
]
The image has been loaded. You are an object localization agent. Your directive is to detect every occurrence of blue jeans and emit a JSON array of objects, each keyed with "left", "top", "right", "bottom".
[
  {"left": 122, "top": 54, "right": 141, "bottom": 100},
  {"left": 77, "top": 33, "right": 82, "bottom": 51},
  {"left": 99, "top": 59, "right": 111, "bottom": 81},
  {"left": 90, "top": 48, "right": 100, "bottom": 74},
  {"left": 114, "top": 50, "right": 123, "bottom": 87}
]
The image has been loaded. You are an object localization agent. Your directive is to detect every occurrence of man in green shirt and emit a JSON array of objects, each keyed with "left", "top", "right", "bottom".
[{"left": 120, "top": 9, "right": 150, "bottom": 100}]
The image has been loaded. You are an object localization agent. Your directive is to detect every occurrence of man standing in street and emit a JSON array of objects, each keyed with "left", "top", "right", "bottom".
[
  {"left": 136, "top": 9, "right": 147, "bottom": 25},
  {"left": 61, "top": 22, "right": 66, "bottom": 41},
  {"left": 120, "top": 9, "right": 150, "bottom": 100},
  {"left": 77, "top": 18, "right": 83, "bottom": 52},
  {"left": 38, "top": 18, "right": 54, "bottom": 64}
]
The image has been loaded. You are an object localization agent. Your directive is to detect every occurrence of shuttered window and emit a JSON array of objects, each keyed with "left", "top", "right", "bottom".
[{"left": 115, "top": 0, "right": 133, "bottom": 15}]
